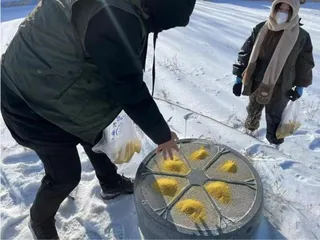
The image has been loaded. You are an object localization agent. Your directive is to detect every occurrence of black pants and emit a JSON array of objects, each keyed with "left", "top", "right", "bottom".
[
  {"left": 244, "top": 85, "right": 289, "bottom": 144},
  {"left": 1, "top": 81, "right": 121, "bottom": 224}
]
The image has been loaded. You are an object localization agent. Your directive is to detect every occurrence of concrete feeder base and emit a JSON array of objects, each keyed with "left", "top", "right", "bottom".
[{"left": 134, "top": 138, "right": 263, "bottom": 239}]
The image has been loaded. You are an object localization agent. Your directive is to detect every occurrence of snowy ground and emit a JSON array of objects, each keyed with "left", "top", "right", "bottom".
[{"left": 1, "top": 1, "right": 320, "bottom": 239}]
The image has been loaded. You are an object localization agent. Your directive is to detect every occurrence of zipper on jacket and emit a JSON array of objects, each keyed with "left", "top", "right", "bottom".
[{"left": 19, "top": 32, "right": 52, "bottom": 69}]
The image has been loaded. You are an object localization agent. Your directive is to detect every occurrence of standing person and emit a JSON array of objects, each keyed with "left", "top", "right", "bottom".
[
  {"left": 232, "top": 0, "right": 314, "bottom": 145},
  {"left": 1, "top": 0, "right": 196, "bottom": 238}
]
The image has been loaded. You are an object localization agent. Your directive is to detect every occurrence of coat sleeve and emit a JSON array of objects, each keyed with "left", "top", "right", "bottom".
[
  {"left": 294, "top": 32, "right": 315, "bottom": 87},
  {"left": 84, "top": 7, "right": 171, "bottom": 145},
  {"left": 232, "top": 22, "right": 265, "bottom": 78},
  {"left": 232, "top": 30, "right": 255, "bottom": 78}
]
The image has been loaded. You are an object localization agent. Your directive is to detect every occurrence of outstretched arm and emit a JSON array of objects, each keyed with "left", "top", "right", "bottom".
[{"left": 85, "top": 7, "right": 171, "bottom": 145}]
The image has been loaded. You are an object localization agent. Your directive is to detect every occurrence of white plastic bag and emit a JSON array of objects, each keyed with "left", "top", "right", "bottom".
[
  {"left": 276, "top": 100, "right": 302, "bottom": 139},
  {"left": 92, "top": 111, "right": 141, "bottom": 164}
]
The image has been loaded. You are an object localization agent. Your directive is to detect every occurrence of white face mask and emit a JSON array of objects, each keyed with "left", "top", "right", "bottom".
[{"left": 275, "top": 12, "right": 289, "bottom": 25}]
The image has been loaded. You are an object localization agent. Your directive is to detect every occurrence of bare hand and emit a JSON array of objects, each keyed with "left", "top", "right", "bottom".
[{"left": 156, "top": 132, "right": 179, "bottom": 160}]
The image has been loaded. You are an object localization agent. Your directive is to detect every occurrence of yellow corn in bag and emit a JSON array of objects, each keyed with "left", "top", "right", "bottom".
[
  {"left": 276, "top": 120, "right": 301, "bottom": 139},
  {"left": 276, "top": 100, "right": 301, "bottom": 139},
  {"left": 114, "top": 140, "right": 141, "bottom": 164}
]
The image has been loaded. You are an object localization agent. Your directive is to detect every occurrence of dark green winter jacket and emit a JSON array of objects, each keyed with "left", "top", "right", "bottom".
[
  {"left": 233, "top": 21, "right": 315, "bottom": 96},
  {"left": 1, "top": 0, "right": 172, "bottom": 145}
]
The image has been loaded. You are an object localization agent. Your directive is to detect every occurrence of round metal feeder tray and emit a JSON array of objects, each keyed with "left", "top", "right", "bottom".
[{"left": 134, "top": 138, "right": 263, "bottom": 239}]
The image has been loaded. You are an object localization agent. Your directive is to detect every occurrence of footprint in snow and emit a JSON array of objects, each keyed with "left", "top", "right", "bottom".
[
  {"left": 254, "top": 128, "right": 267, "bottom": 138},
  {"left": 86, "top": 230, "right": 103, "bottom": 240},
  {"left": 1, "top": 213, "right": 28, "bottom": 239},
  {"left": 309, "top": 137, "right": 320, "bottom": 151},
  {"left": 244, "top": 144, "right": 261, "bottom": 157},
  {"left": 295, "top": 174, "right": 306, "bottom": 181},
  {"left": 81, "top": 172, "right": 96, "bottom": 182},
  {"left": 59, "top": 197, "right": 77, "bottom": 219},
  {"left": 105, "top": 222, "right": 125, "bottom": 240},
  {"left": 244, "top": 143, "right": 286, "bottom": 160},
  {"left": 22, "top": 163, "right": 43, "bottom": 176},
  {"left": 2, "top": 151, "right": 40, "bottom": 165},
  {"left": 81, "top": 160, "right": 95, "bottom": 173},
  {"left": 292, "top": 129, "right": 309, "bottom": 136},
  {"left": 279, "top": 160, "right": 295, "bottom": 170},
  {"left": 21, "top": 181, "right": 40, "bottom": 205}
]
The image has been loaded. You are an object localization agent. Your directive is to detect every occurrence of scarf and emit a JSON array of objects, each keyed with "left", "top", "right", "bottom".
[{"left": 242, "top": 0, "right": 300, "bottom": 104}]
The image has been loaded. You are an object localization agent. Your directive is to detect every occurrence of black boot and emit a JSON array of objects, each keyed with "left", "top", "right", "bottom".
[
  {"left": 270, "top": 138, "right": 284, "bottom": 145},
  {"left": 266, "top": 135, "right": 284, "bottom": 145},
  {"left": 100, "top": 175, "right": 134, "bottom": 200},
  {"left": 29, "top": 217, "right": 59, "bottom": 240}
]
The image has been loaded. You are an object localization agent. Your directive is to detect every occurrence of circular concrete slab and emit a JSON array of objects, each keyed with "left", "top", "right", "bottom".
[{"left": 134, "top": 138, "right": 263, "bottom": 239}]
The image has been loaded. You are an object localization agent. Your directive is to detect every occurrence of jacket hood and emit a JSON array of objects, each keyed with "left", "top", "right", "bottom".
[
  {"left": 270, "top": 0, "right": 300, "bottom": 22},
  {"left": 143, "top": 0, "right": 196, "bottom": 32}
]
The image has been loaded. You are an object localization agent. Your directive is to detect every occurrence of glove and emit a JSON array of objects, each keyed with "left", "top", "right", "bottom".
[
  {"left": 233, "top": 77, "right": 243, "bottom": 97},
  {"left": 287, "top": 87, "right": 303, "bottom": 101}
]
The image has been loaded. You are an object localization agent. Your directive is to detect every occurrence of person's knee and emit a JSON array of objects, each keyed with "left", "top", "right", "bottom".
[
  {"left": 45, "top": 168, "right": 81, "bottom": 192},
  {"left": 63, "top": 174, "right": 81, "bottom": 190},
  {"left": 60, "top": 171, "right": 81, "bottom": 191},
  {"left": 36, "top": 149, "right": 82, "bottom": 191}
]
